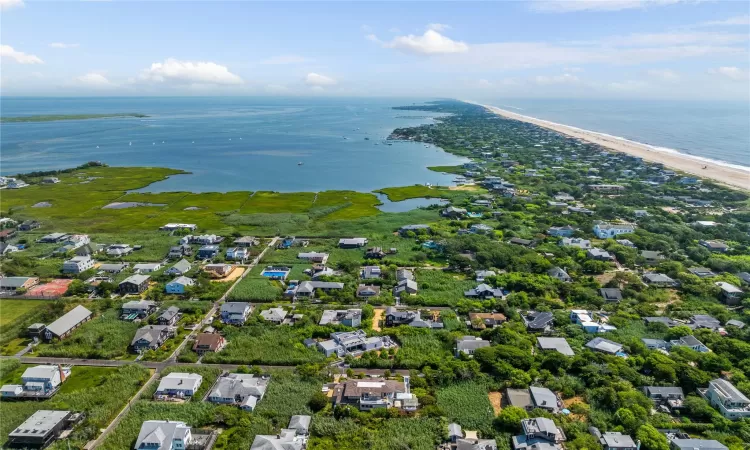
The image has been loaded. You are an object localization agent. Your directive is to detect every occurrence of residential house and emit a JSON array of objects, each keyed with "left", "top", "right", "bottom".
[
  {"left": 634, "top": 209, "right": 649, "bottom": 218},
  {"left": 119, "top": 274, "right": 150, "bottom": 294},
  {"left": 331, "top": 378, "right": 417, "bottom": 411},
  {"left": 62, "top": 256, "right": 94, "bottom": 274},
  {"left": 364, "top": 247, "right": 386, "bottom": 259},
  {"left": 393, "top": 279, "right": 418, "bottom": 297},
  {"left": 193, "top": 333, "right": 227, "bottom": 355},
  {"left": 260, "top": 307, "right": 288, "bottom": 324},
  {"left": 250, "top": 416, "right": 310, "bottom": 450},
  {"left": 165, "top": 276, "right": 194, "bottom": 295},
  {"left": 547, "top": 226, "right": 576, "bottom": 237},
  {"left": 442, "top": 207, "right": 467, "bottom": 218},
  {"left": 0, "top": 242, "right": 19, "bottom": 256},
  {"left": 455, "top": 336, "right": 490, "bottom": 356},
  {"left": 587, "top": 248, "right": 614, "bottom": 261},
  {"left": 726, "top": 319, "right": 745, "bottom": 329},
  {"left": 165, "top": 259, "right": 192, "bottom": 276},
  {"left": 191, "top": 234, "right": 223, "bottom": 245},
  {"left": 600, "top": 288, "right": 623, "bottom": 302},
  {"left": 509, "top": 237, "right": 533, "bottom": 247},
  {"left": 0, "top": 276, "right": 39, "bottom": 292},
  {"left": 641, "top": 250, "right": 665, "bottom": 264},
  {"left": 288, "top": 280, "right": 344, "bottom": 299},
  {"left": 560, "top": 238, "right": 591, "bottom": 249},
  {"left": 43, "top": 305, "right": 92, "bottom": 341},
  {"left": 384, "top": 307, "right": 443, "bottom": 329},
  {"left": 134, "top": 420, "right": 193, "bottom": 450},
  {"left": 643, "top": 273, "right": 678, "bottom": 287},
  {"left": 225, "top": 247, "right": 250, "bottom": 261},
  {"left": 521, "top": 311, "right": 554, "bottom": 332},
  {"left": 1, "top": 365, "right": 71, "bottom": 398},
  {"left": 133, "top": 263, "right": 162, "bottom": 273},
  {"left": 197, "top": 245, "right": 220, "bottom": 259},
  {"left": 715, "top": 282, "right": 743, "bottom": 305},
  {"left": 599, "top": 432, "right": 637, "bottom": 450},
  {"left": 699, "top": 240, "right": 728, "bottom": 253},
  {"left": 616, "top": 239, "right": 636, "bottom": 248},
  {"left": 670, "top": 335, "right": 709, "bottom": 353},
  {"left": 586, "top": 337, "right": 625, "bottom": 356},
  {"left": 547, "top": 267, "right": 571, "bottom": 282},
  {"left": 158, "top": 307, "right": 180, "bottom": 326},
  {"left": 233, "top": 236, "right": 259, "bottom": 247},
  {"left": 121, "top": 300, "right": 157, "bottom": 320},
  {"left": 298, "top": 252, "right": 329, "bottom": 264},
  {"left": 320, "top": 309, "right": 362, "bottom": 327},
  {"left": 7, "top": 410, "right": 74, "bottom": 449},
  {"left": 317, "top": 330, "right": 396, "bottom": 357},
  {"left": 698, "top": 378, "right": 750, "bottom": 420},
  {"left": 106, "top": 244, "right": 134, "bottom": 257},
  {"left": 361, "top": 266, "right": 382, "bottom": 279},
  {"left": 39, "top": 233, "right": 68, "bottom": 243},
  {"left": 399, "top": 224, "right": 431, "bottom": 235},
  {"left": 670, "top": 440, "right": 727, "bottom": 450},
  {"left": 589, "top": 184, "right": 625, "bottom": 193},
  {"left": 154, "top": 373, "right": 203, "bottom": 399},
  {"left": 468, "top": 312, "right": 506, "bottom": 330},
  {"left": 688, "top": 315, "right": 721, "bottom": 331},
  {"left": 18, "top": 220, "right": 40, "bottom": 231},
  {"left": 396, "top": 268, "right": 414, "bottom": 282},
  {"left": 469, "top": 223, "right": 494, "bottom": 234},
  {"left": 688, "top": 267, "right": 716, "bottom": 278},
  {"left": 356, "top": 285, "right": 381, "bottom": 298},
  {"left": 643, "top": 386, "right": 684, "bottom": 411},
  {"left": 593, "top": 223, "right": 636, "bottom": 239},
  {"left": 475, "top": 270, "right": 496, "bottom": 282},
  {"left": 203, "top": 263, "right": 233, "bottom": 278},
  {"left": 220, "top": 302, "right": 252, "bottom": 325},
  {"left": 642, "top": 339, "right": 670, "bottom": 351},
  {"left": 167, "top": 244, "right": 192, "bottom": 259},
  {"left": 465, "top": 283, "right": 505, "bottom": 299},
  {"left": 209, "top": 373, "right": 269, "bottom": 411},
  {"left": 643, "top": 316, "right": 678, "bottom": 327},
  {"left": 131, "top": 325, "right": 173, "bottom": 353},
  {"left": 338, "top": 238, "right": 368, "bottom": 248},
  {"left": 537, "top": 337, "right": 574, "bottom": 356},
  {"left": 512, "top": 418, "right": 566, "bottom": 450}
]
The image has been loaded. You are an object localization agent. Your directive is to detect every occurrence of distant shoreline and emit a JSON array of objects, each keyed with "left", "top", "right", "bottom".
[
  {"left": 473, "top": 102, "right": 750, "bottom": 192},
  {"left": 0, "top": 113, "right": 148, "bottom": 123}
]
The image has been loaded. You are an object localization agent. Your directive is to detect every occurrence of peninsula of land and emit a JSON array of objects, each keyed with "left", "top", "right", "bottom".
[
  {"left": 479, "top": 104, "right": 750, "bottom": 191},
  {"left": 0, "top": 113, "right": 148, "bottom": 123}
]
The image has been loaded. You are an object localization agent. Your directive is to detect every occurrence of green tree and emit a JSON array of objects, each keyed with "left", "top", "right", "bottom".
[
  {"left": 636, "top": 424, "right": 669, "bottom": 450},
  {"left": 495, "top": 406, "right": 528, "bottom": 431}
]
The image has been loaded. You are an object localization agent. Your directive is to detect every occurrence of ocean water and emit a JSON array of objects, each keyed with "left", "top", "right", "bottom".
[
  {"left": 0, "top": 97, "right": 468, "bottom": 192},
  {"left": 478, "top": 98, "right": 750, "bottom": 169}
]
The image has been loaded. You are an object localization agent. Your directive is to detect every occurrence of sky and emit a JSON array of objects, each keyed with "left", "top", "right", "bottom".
[{"left": 1, "top": 0, "right": 749, "bottom": 100}]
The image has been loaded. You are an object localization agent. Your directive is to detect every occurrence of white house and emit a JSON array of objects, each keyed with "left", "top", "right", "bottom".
[
  {"left": 209, "top": 374, "right": 269, "bottom": 411},
  {"left": 154, "top": 373, "right": 203, "bottom": 399},
  {"left": 699, "top": 379, "right": 750, "bottom": 420},
  {"left": 593, "top": 223, "right": 636, "bottom": 239},
  {"left": 134, "top": 420, "right": 193, "bottom": 450},
  {"left": 62, "top": 256, "right": 95, "bottom": 274}
]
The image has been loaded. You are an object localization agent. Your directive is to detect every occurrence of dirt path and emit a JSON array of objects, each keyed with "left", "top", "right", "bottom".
[
  {"left": 215, "top": 267, "right": 245, "bottom": 283},
  {"left": 372, "top": 308, "right": 384, "bottom": 331},
  {"left": 488, "top": 391, "right": 502, "bottom": 415}
]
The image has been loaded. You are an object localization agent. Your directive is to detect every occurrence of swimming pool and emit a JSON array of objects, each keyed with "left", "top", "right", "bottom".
[{"left": 262, "top": 271, "right": 288, "bottom": 278}]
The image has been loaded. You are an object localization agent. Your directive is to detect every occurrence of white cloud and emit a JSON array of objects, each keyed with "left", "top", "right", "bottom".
[
  {"left": 259, "top": 55, "right": 309, "bottom": 65},
  {"left": 139, "top": 58, "right": 243, "bottom": 85},
  {"left": 382, "top": 30, "right": 469, "bottom": 55},
  {"left": 76, "top": 72, "right": 116, "bottom": 88},
  {"left": 427, "top": 23, "right": 451, "bottom": 32},
  {"left": 699, "top": 15, "right": 750, "bottom": 27},
  {"left": 0, "top": 0, "right": 24, "bottom": 11},
  {"left": 477, "top": 79, "right": 493, "bottom": 88},
  {"left": 0, "top": 45, "right": 43, "bottom": 64},
  {"left": 533, "top": 73, "right": 580, "bottom": 85},
  {"left": 50, "top": 43, "right": 80, "bottom": 49},
  {"left": 531, "top": 0, "right": 685, "bottom": 13},
  {"left": 604, "top": 31, "right": 748, "bottom": 47},
  {"left": 305, "top": 72, "right": 337, "bottom": 87},
  {"left": 708, "top": 66, "right": 747, "bottom": 81},
  {"left": 646, "top": 69, "right": 680, "bottom": 81}
]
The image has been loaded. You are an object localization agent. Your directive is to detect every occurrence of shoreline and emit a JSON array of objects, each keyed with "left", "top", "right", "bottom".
[{"left": 474, "top": 102, "right": 750, "bottom": 191}]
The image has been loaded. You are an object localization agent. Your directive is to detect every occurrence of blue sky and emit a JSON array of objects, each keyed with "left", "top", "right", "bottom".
[{"left": 1, "top": 0, "right": 749, "bottom": 99}]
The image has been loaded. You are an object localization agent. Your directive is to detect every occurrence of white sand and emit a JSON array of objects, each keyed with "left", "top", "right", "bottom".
[{"left": 478, "top": 103, "right": 750, "bottom": 192}]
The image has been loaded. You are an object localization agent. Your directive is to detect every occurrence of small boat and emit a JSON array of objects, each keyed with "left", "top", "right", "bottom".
[
  {"left": 298, "top": 162, "right": 304, "bottom": 166},
  {"left": 364, "top": 137, "right": 370, "bottom": 140},
  {"left": 162, "top": 141, "right": 165, "bottom": 144},
  {"left": 240, "top": 137, "right": 243, "bottom": 140},
  {"left": 96, "top": 146, "right": 99, "bottom": 149},
  {"left": 229, "top": 138, "right": 232, "bottom": 141},
  {"left": 129, "top": 142, "right": 132, "bottom": 146},
  {"left": 191, "top": 141, "right": 195, "bottom": 144}
]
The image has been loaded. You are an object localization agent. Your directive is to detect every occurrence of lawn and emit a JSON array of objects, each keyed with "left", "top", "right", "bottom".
[
  {"left": 0, "top": 364, "right": 150, "bottom": 450},
  {"left": 410, "top": 269, "right": 476, "bottom": 307},
  {"left": 375, "top": 185, "right": 464, "bottom": 202},
  {"left": 0, "top": 300, "right": 47, "bottom": 327},
  {"left": 309, "top": 417, "right": 445, "bottom": 450},
  {"left": 227, "top": 277, "right": 283, "bottom": 302},
  {"left": 201, "top": 325, "right": 326, "bottom": 366},
  {"left": 34, "top": 308, "right": 139, "bottom": 359},
  {"left": 436, "top": 381, "right": 496, "bottom": 436},
  {"left": 253, "top": 369, "right": 322, "bottom": 428}
]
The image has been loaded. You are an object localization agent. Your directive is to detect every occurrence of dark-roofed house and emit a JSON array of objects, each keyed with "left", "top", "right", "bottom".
[
  {"left": 642, "top": 338, "right": 670, "bottom": 351},
  {"left": 464, "top": 283, "right": 505, "bottom": 299},
  {"left": 688, "top": 267, "right": 716, "bottom": 278},
  {"left": 715, "top": 282, "right": 743, "bottom": 305},
  {"left": 339, "top": 238, "right": 368, "bottom": 248},
  {"left": 158, "top": 307, "right": 180, "bottom": 326},
  {"left": 670, "top": 439, "right": 728, "bottom": 450},
  {"left": 98, "top": 263, "right": 128, "bottom": 274},
  {"left": 699, "top": 378, "right": 750, "bottom": 420},
  {"left": 537, "top": 337, "right": 574, "bottom": 356},
  {"left": 643, "top": 316, "right": 678, "bottom": 327},
  {"left": 131, "top": 325, "right": 173, "bottom": 353},
  {"left": 0, "top": 276, "right": 39, "bottom": 292},
  {"left": 699, "top": 240, "right": 728, "bottom": 253},
  {"left": 119, "top": 274, "right": 150, "bottom": 295},
  {"left": 393, "top": 279, "right": 418, "bottom": 297},
  {"left": 384, "top": 307, "right": 443, "bottom": 329},
  {"left": 506, "top": 388, "right": 533, "bottom": 410},
  {"left": 364, "top": 247, "right": 386, "bottom": 259},
  {"left": 121, "top": 300, "right": 157, "bottom": 320},
  {"left": 643, "top": 273, "right": 677, "bottom": 287},
  {"left": 641, "top": 250, "right": 664, "bottom": 264},
  {"left": 644, "top": 386, "right": 684, "bottom": 410},
  {"left": 356, "top": 285, "right": 381, "bottom": 298},
  {"left": 396, "top": 268, "right": 414, "bottom": 282},
  {"left": 513, "top": 418, "right": 566, "bottom": 450},
  {"left": 7, "top": 410, "right": 74, "bottom": 449},
  {"left": 670, "top": 335, "right": 709, "bottom": 353},
  {"left": 689, "top": 314, "right": 721, "bottom": 330},
  {"left": 509, "top": 237, "right": 533, "bottom": 247},
  {"left": 600, "top": 288, "right": 623, "bottom": 302},
  {"left": 220, "top": 302, "right": 252, "bottom": 325},
  {"left": 521, "top": 311, "right": 554, "bottom": 332},
  {"left": 43, "top": 305, "right": 92, "bottom": 342},
  {"left": 234, "top": 236, "right": 259, "bottom": 247},
  {"left": 455, "top": 336, "right": 490, "bottom": 356}
]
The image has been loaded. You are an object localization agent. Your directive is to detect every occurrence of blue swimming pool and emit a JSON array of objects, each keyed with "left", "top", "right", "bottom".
[{"left": 262, "top": 271, "right": 289, "bottom": 278}]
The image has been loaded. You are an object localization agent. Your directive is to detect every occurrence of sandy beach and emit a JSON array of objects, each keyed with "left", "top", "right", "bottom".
[{"left": 478, "top": 104, "right": 750, "bottom": 191}]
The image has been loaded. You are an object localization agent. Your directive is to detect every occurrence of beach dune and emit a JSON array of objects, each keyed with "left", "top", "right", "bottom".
[{"left": 477, "top": 103, "right": 749, "bottom": 191}]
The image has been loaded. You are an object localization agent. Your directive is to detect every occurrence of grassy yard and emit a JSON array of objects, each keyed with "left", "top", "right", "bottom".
[
  {"left": 436, "top": 381, "right": 496, "bottom": 436},
  {"left": 201, "top": 325, "right": 326, "bottom": 366},
  {"left": 375, "top": 185, "right": 466, "bottom": 202},
  {"left": 0, "top": 300, "right": 47, "bottom": 327},
  {"left": 227, "top": 277, "right": 283, "bottom": 302},
  {"left": 410, "top": 269, "right": 476, "bottom": 307},
  {"left": 309, "top": 417, "right": 445, "bottom": 450}
]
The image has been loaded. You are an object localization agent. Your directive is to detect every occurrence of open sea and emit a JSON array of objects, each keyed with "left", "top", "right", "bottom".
[{"left": 2, "top": 97, "right": 748, "bottom": 193}]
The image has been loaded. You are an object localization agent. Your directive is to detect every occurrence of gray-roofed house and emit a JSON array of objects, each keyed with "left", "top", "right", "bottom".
[
  {"left": 290, "top": 281, "right": 344, "bottom": 299},
  {"left": 643, "top": 273, "right": 677, "bottom": 287},
  {"left": 356, "top": 285, "right": 381, "bottom": 298},
  {"left": 547, "top": 267, "right": 571, "bottom": 282},
  {"left": 643, "top": 317, "right": 678, "bottom": 327},
  {"left": 699, "top": 240, "right": 728, "bottom": 253},
  {"left": 361, "top": 266, "right": 382, "bottom": 279},
  {"left": 288, "top": 415, "right": 311, "bottom": 436},
  {"left": 688, "top": 267, "right": 716, "bottom": 278},
  {"left": 209, "top": 374, "right": 269, "bottom": 411},
  {"left": 319, "top": 309, "right": 362, "bottom": 327},
  {"left": 600, "top": 288, "right": 623, "bottom": 302},
  {"left": 599, "top": 432, "right": 637, "bottom": 450},
  {"left": 585, "top": 337, "right": 624, "bottom": 355},
  {"left": 587, "top": 248, "right": 614, "bottom": 261},
  {"left": 393, "top": 279, "right": 418, "bottom": 297},
  {"left": 465, "top": 283, "right": 505, "bottom": 299},
  {"left": 43, "top": 305, "right": 92, "bottom": 342},
  {"left": 507, "top": 388, "right": 533, "bottom": 410},
  {"left": 134, "top": 420, "right": 193, "bottom": 450},
  {"left": 455, "top": 336, "right": 490, "bottom": 357},
  {"left": 121, "top": 300, "right": 157, "bottom": 320},
  {"left": 259, "top": 307, "right": 288, "bottom": 324},
  {"left": 715, "top": 282, "right": 743, "bottom": 305},
  {"left": 529, "top": 386, "right": 561, "bottom": 413},
  {"left": 98, "top": 263, "right": 129, "bottom": 273},
  {"left": 157, "top": 307, "right": 180, "bottom": 326},
  {"left": 317, "top": 330, "right": 396, "bottom": 357},
  {"left": 250, "top": 417, "right": 310, "bottom": 450},
  {"left": 642, "top": 338, "right": 670, "bottom": 351},
  {"left": 220, "top": 302, "right": 252, "bottom": 325},
  {"left": 726, "top": 319, "right": 745, "bottom": 329},
  {"left": 234, "top": 236, "right": 259, "bottom": 247},
  {"left": 0, "top": 276, "right": 39, "bottom": 292},
  {"left": 641, "top": 250, "right": 664, "bottom": 264},
  {"left": 643, "top": 386, "right": 684, "bottom": 410},
  {"left": 512, "top": 418, "right": 566, "bottom": 450},
  {"left": 154, "top": 373, "right": 203, "bottom": 399},
  {"left": 396, "top": 268, "right": 414, "bottom": 282},
  {"left": 384, "top": 307, "right": 443, "bottom": 329},
  {"left": 399, "top": 224, "right": 431, "bottom": 235},
  {"left": 537, "top": 337, "right": 574, "bottom": 356},
  {"left": 688, "top": 315, "right": 721, "bottom": 331},
  {"left": 7, "top": 410, "right": 73, "bottom": 449},
  {"left": 165, "top": 259, "right": 191, "bottom": 276},
  {"left": 559, "top": 238, "right": 591, "bottom": 249},
  {"left": 521, "top": 311, "right": 554, "bottom": 332},
  {"left": 670, "top": 335, "right": 709, "bottom": 352},
  {"left": 698, "top": 378, "right": 750, "bottom": 420},
  {"left": 339, "top": 238, "right": 368, "bottom": 248},
  {"left": 448, "top": 423, "right": 463, "bottom": 442},
  {"left": 131, "top": 325, "right": 173, "bottom": 353},
  {"left": 670, "top": 440, "right": 727, "bottom": 450},
  {"left": 119, "top": 274, "right": 150, "bottom": 294}
]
